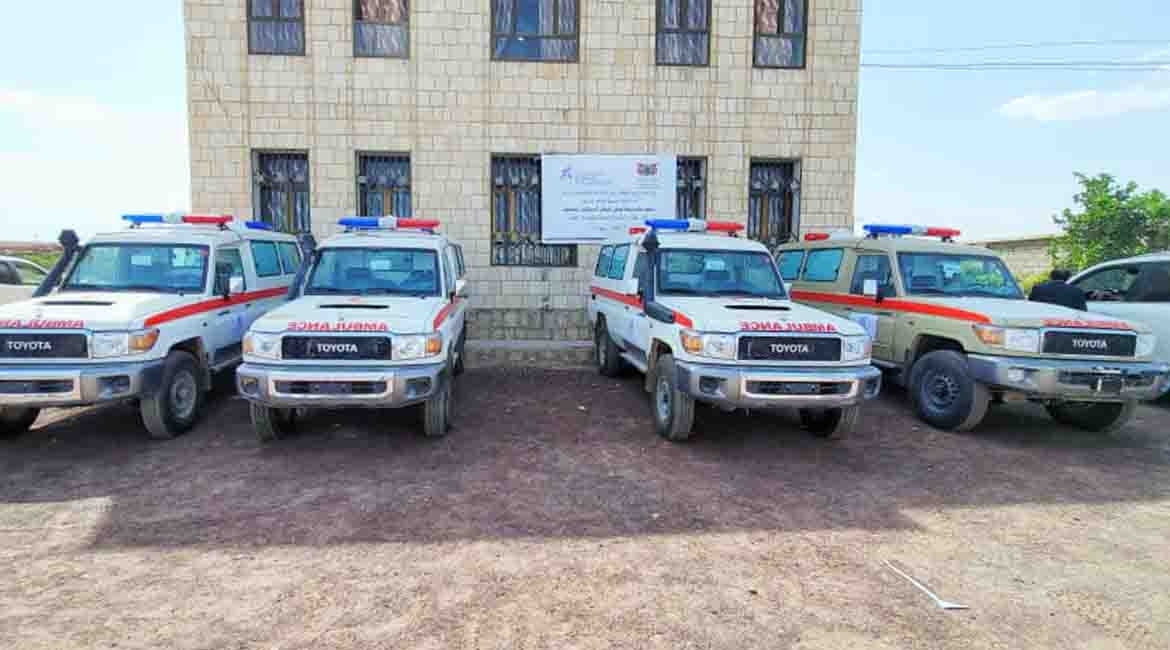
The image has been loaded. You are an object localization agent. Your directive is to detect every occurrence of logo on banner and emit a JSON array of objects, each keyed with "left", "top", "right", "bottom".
[{"left": 636, "top": 162, "right": 659, "bottom": 177}]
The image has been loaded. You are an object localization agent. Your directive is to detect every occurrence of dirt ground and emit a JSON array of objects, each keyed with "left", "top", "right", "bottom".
[{"left": 2, "top": 368, "right": 1169, "bottom": 649}]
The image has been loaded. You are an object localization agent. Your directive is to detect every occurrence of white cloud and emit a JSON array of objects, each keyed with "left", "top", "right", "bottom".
[
  {"left": 998, "top": 84, "right": 1170, "bottom": 122},
  {"left": 0, "top": 89, "right": 189, "bottom": 241}
]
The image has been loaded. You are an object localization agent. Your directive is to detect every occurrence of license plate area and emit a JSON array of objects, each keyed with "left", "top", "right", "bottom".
[{"left": 274, "top": 380, "right": 388, "bottom": 396}]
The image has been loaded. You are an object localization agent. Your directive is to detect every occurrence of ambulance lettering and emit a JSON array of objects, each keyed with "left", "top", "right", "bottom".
[
  {"left": 0, "top": 319, "right": 86, "bottom": 330},
  {"left": 287, "top": 321, "right": 390, "bottom": 333},
  {"left": 740, "top": 321, "right": 838, "bottom": 333},
  {"left": 1043, "top": 319, "right": 1132, "bottom": 331}
]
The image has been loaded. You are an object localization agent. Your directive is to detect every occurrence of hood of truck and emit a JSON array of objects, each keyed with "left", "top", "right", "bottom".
[
  {"left": 251, "top": 295, "right": 446, "bottom": 334},
  {"left": 909, "top": 296, "right": 1150, "bottom": 333},
  {"left": 0, "top": 292, "right": 195, "bottom": 331},
  {"left": 658, "top": 296, "right": 866, "bottom": 337}
]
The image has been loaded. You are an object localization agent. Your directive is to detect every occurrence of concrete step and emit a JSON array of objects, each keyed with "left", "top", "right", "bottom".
[{"left": 466, "top": 340, "right": 593, "bottom": 369}]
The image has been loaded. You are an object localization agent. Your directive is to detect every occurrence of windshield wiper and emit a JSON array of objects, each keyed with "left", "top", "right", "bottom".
[
  {"left": 305, "top": 287, "right": 352, "bottom": 295},
  {"left": 362, "top": 288, "right": 435, "bottom": 297},
  {"left": 960, "top": 288, "right": 1016, "bottom": 298},
  {"left": 708, "top": 289, "right": 782, "bottom": 298},
  {"left": 909, "top": 288, "right": 951, "bottom": 295},
  {"left": 661, "top": 287, "right": 705, "bottom": 295}
]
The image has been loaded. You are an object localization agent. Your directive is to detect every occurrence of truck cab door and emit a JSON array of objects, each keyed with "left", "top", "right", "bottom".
[
  {"left": 208, "top": 246, "right": 249, "bottom": 368},
  {"left": 845, "top": 253, "right": 898, "bottom": 363}
]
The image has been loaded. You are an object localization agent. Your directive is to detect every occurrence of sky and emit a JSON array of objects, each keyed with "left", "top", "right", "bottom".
[{"left": 0, "top": 1, "right": 1167, "bottom": 242}]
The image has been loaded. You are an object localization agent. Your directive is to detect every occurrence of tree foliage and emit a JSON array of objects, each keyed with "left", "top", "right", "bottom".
[{"left": 1052, "top": 173, "right": 1170, "bottom": 271}]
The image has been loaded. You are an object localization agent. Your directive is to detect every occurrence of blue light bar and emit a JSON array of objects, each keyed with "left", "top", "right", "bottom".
[
  {"left": 863, "top": 224, "right": 915, "bottom": 236},
  {"left": 646, "top": 219, "right": 693, "bottom": 231},
  {"left": 339, "top": 216, "right": 383, "bottom": 230},
  {"left": 122, "top": 214, "right": 164, "bottom": 224},
  {"left": 245, "top": 221, "right": 272, "bottom": 231}
]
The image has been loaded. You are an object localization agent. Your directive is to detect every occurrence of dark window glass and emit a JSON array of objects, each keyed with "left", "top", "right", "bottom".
[
  {"left": 595, "top": 246, "right": 614, "bottom": 276},
  {"left": 657, "top": 0, "right": 710, "bottom": 65},
  {"left": 214, "top": 248, "right": 247, "bottom": 294},
  {"left": 251, "top": 241, "right": 282, "bottom": 278},
  {"left": 658, "top": 249, "right": 785, "bottom": 298},
  {"left": 850, "top": 254, "right": 896, "bottom": 296},
  {"left": 355, "top": 0, "right": 409, "bottom": 57},
  {"left": 491, "top": 156, "right": 577, "bottom": 267},
  {"left": 897, "top": 253, "right": 1023, "bottom": 299},
  {"left": 609, "top": 244, "right": 630, "bottom": 280},
  {"left": 492, "top": 0, "right": 579, "bottom": 62},
  {"left": 254, "top": 152, "right": 311, "bottom": 233},
  {"left": 802, "top": 249, "right": 843, "bottom": 282},
  {"left": 277, "top": 242, "right": 301, "bottom": 274},
  {"left": 13, "top": 261, "right": 47, "bottom": 286},
  {"left": 748, "top": 160, "right": 800, "bottom": 248},
  {"left": 358, "top": 154, "right": 411, "bottom": 218},
  {"left": 677, "top": 158, "right": 706, "bottom": 220},
  {"left": 63, "top": 244, "right": 210, "bottom": 294},
  {"left": 249, "top": 0, "right": 305, "bottom": 55},
  {"left": 307, "top": 248, "right": 440, "bottom": 296},
  {"left": 754, "top": 0, "right": 807, "bottom": 68},
  {"left": 776, "top": 250, "right": 804, "bottom": 280}
]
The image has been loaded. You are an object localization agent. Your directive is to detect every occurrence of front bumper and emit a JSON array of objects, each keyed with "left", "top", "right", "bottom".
[
  {"left": 674, "top": 361, "right": 882, "bottom": 410},
  {"left": 0, "top": 360, "right": 165, "bottom": 408},
  {"left": 967, "top": 354, "right": 1170, "bottom": 402},
  {"left": 236, "top": 362, "right": 445, "bottom": 409}
]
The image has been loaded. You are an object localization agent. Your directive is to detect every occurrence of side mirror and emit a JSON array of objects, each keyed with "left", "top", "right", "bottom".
[
  {"left": 455, "top": 278, "right": 470, "bottom": 299},
  {"left": 863, "top": 279, "right": 886, "bottom": 303},
  {"left": 229, "top": 276, "right": 245, "bottom": 296},
  {"left": 215, "top": 264, "right": 232, "bottom": 298}
]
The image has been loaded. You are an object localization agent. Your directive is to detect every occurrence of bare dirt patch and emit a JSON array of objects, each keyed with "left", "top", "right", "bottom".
[{"left": 2, "top": 368, "right": 1169, "bottom": 649}]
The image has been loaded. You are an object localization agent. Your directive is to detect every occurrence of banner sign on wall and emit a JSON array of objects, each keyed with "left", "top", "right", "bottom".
[{"left": 541, "top": 154, "right": 677, "bottom": 244}]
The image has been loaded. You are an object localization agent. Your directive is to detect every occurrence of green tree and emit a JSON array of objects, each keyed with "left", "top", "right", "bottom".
[{"left": 1052, "top": 173, "right": 1170, "bottom": 271}]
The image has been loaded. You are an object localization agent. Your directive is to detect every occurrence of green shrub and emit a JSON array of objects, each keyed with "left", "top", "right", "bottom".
[{"left": 1018, "top": 271, "right": 1051, "bottom": 293}]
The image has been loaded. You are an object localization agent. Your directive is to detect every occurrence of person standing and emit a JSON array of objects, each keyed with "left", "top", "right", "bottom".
[{"left": 1029, "top": 269, "right": 1087, "bottom": 311}]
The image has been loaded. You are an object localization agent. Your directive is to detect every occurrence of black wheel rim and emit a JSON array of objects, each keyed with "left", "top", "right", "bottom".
[{"left": 922, "top": 368, "right": 960, "bottom": 412}]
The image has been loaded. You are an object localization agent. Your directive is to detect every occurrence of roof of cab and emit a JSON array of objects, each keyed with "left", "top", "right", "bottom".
[
  {"left": 320, "top": 229, "right": 449, "bottom": 250},
  {"left": 87, "top": 223, "right": 297, "bottom": 246},
  {"left": 607, "top": 231, "right": 768, "bottom": 253},
  {"left": 779, "top": 234, "right": 997, "bottom": 257}
]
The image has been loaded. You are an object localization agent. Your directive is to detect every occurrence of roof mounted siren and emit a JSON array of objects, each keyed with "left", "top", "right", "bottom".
[
  {"left": 338, "top": 216, "right": 441, "bottom": 233},
  {"left": 121, "top": 213, "right": 240, "bottom": 230},
  {"left": 644, "top": 219, "right": 745, "bottom": 236},
  {"left": 863, "top": 224, "right": 961, "bottom": 242}
]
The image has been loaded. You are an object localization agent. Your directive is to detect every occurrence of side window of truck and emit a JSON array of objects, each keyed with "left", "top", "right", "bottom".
[
  {"left": 595, "top": 246, "right": 613, "bottom": 278},
  {"left": 609, "top": 244, "right": 630, "bottom": 280},
  {"left": 250, "top": 241, "right": 282, "bottom": 278},
  {"left": 276, "top": 242, "right": 301, "bottom": 275},
  {"left": 215, "top": 248, "right": 247, "bottom": 294},
  {"left": 850, "top": 254, "right": 895, "bottom": 296},
  {"left": 777, "top": 250, "right": 805, "bottom": 280},
  {"left": 802, "top": 249, "right": 844, "bottom": 282}
]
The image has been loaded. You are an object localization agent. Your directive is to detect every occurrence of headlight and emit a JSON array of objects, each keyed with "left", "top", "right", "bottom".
[
  {"left": 973, "top": 325, "right": 1041, "bottom": 353},
  {"left": 1136, "top": 333, "right": 1157, "bottom": 358},
  {"left": 243, "top": 332, "right": 281, "bottom": 360},
  {"left": 91, "top": 329, "right": 160, "bottom": 358},
  {"left": 841, "top": 335, "right": 872, "bottom": 363},
  {"left": 394, "top": 333, "right": 443, "bottom": 360},
  {"left": 679, "top": 330, "right": 736, "bottom": 360}
]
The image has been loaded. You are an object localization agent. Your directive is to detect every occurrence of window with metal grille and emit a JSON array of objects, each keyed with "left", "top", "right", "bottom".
[
  {"left": 253, "top": 152, "right": 311, "bottom": 233},
  {"left": 748, "top": 160, "right": 800, "bottom": 248},
  {"left": 492, "top": 0, "right": 579, "bottom": 62},
  {"left": 677, "top": 157, "right": 707, "bottom": 220},
  {"left": 491, "top": 156, "right": 577, "bottom": 267},
  {"left": 358, "top": 154, "right": 411, "bottom": 218},
  {"left": 753, "top": 0, "right": 807, "bottom": 68},
  {"left": 657, "top": 0, "right": 710, "bottom": 66},
  {"left": 355, "top": 0, "right": 409, "bottom": 58},
  {"left": 248, "top": 0, "right": 305, "bottom": 55}
]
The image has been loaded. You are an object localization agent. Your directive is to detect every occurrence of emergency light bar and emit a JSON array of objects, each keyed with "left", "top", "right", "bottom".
[
  {"left": 122, "top": 214, "right": 165, "bottom": 225},
  {"left": 122, "top": 213, "right": 235, "bottom": 228},
  {"left": 644, "top": 219, "right": 745, "bottom": 234},
  {"left": 863, "top": 224, "right": 961, "bottom": 240},
  {"left": 244, "top": 221, "right": 273, "bottom": 231},
  {"left": 339, "top": 216, "right": 441, "bottom": 231},
  {"left": 629, "top": 226, "right": 648, "bottom": 235},
  {"left": 182, "top": 215, "right": 233, "bottom": 226},
  {"left": 804, "top": 232, "right": 831, "bottom": 241}
]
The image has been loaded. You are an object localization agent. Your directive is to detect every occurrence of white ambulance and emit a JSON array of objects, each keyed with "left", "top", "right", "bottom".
[
  {"left": 0, "top": 215, "right": 300, "bottom": 440},
  {"left": 588, "top": 219, "right": 881, "bottom": 441},
  {"left": 236, "top": 217, "right": 468, "bottom": 442}
]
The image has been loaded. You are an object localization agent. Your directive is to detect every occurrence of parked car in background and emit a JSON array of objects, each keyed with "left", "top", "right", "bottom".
[
  {"left": 1070, "top": 252, "right": 1170, "bottom": 364},
  {"left": 777, "top": 225, "right": 1170, "bottom": 434},
  {"left": 0, "top": 256, "right": 49, "bottom": 306}
]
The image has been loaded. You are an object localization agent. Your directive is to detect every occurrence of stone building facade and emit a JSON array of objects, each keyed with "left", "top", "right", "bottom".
[
  {"left": 184, "top": 0, "right": 862, "bottom": 342},
  {"left": 974, "top": 235, "right": 1056, "bottom": 280}
]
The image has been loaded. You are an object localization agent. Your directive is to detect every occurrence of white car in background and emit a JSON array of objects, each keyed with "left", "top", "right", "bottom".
[
  {"left": 1071, "top": 252, "right": 1170, "bottom": 364},
  {"left": 0, "top": 256, "right": 49, "bottom": 306}
]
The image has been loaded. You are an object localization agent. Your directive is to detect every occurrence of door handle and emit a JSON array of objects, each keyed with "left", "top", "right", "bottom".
[{"left": 217, "top": 309, "right": 231, "bottom": 316}]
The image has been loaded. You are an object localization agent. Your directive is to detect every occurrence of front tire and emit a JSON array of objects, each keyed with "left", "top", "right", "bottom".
[
  {"left": 652, "top": 354, "right": 695, "bottom": 442},
  {"left": 452, "top": 331, "right": 467, "bottom": 377},
  {"left": 140, "top": 350, "right": 204, "bottom": 440},
  {"left": 0, "top": 407, "right": 40, "bottom": 439},
  {"left": 595, "top": 320, "right": 623, "bottom": 377},
  {"left": 908, "top": 350, "right": 990, "bottom": 432},
  {"left": 251, "top": 404, "right": 298, "bottom": 443},
  {"left": 799, "top": 406, "right": 860, "bottom": 439},
  {"left": 423, "top": 375, "right": 453, "bottom": 438},
  {"left": 1047, "top": 401, "right": 1137, "bottom": 433}
]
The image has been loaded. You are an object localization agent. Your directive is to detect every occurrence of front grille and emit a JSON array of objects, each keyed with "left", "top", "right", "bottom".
[
  {"left": 1058, "top": 372, "right": 1154, "bottom": 388},
  {"left": 0, "top": 379, "right": 74, "bottom": 394},
  {"left": 0, "top": 333, "right": 88, "bottom": 359},
  {"left": 738, "top": 336, "right": 841, "bottom": 362},
  {"left": 281, "top": 336, "right": 392, "bottom": 361},
  {"left": 1043, "top": 331, "right": 1136, "bottom": 357},
  {"left": 274, "top": 381, "right": 387, "bottom": 396},
  {"left": 746, "top": 381, "right": 851, "bottom": 396}
]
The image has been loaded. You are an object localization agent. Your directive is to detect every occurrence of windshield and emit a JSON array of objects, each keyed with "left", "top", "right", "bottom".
[
  {"left": 306, "top": 247, "right": 441, "bottom": 296},
  {"left": 897, "top": 252, "right": 1023, "bottom": 299},
  {"left": 62, "top": 244, "right": 209, "bottom": 294},
  {"left": 657, "top": 249, "right": 786, "bottom": 298}
]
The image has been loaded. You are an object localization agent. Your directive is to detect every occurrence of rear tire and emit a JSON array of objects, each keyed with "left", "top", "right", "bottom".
[
  {"left": 799, "top": 406, "right": 860, "bottom": 439},
  {"left": 651, "top": 354, "right": 695, "bottom": 442},
  {"left": 140, "top": 350, "right": 204, "bottom": 440},
  {"left": 1047, "top": 401, "right": 1137, "bottom": 433},
  {"left": 595, "top": 320, "right": 623, "bottom": 377},
  {"left": 0, "top": 407, "right": 40, "bottom": 439},
  {"left": 908, "top": 350, "right": 990, "bottom": 432},
  {"left": 423, "top": 375, "right": 453, "bottom": 438},
  {"left": 251, "top": 404, "right": 298, "bottom": 443}
]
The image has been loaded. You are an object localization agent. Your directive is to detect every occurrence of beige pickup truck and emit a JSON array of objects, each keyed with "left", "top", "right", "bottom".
[{"left": 776, "top": 225, "right": 1170, "bottom": 433}]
